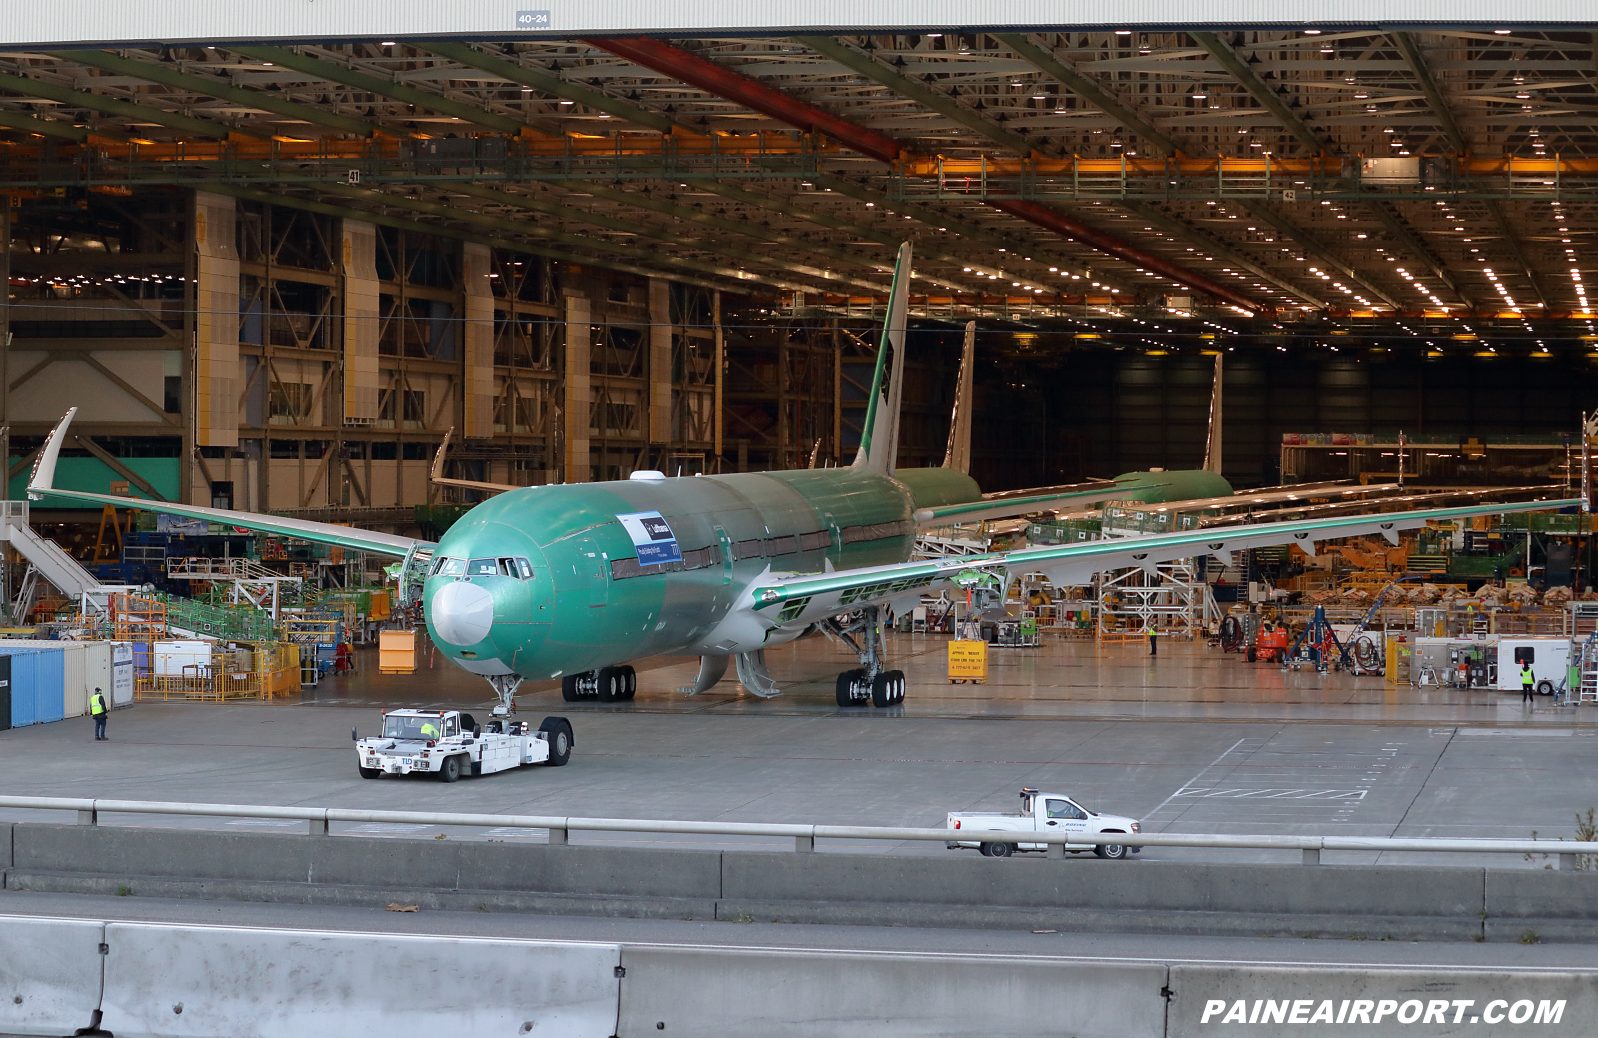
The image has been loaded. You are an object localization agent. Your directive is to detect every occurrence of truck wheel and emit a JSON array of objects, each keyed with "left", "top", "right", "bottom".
[
  {"left": 439, "top": 755, "right": 461, "bottom": 783},
  {"left": 1537, "top": 680, "right": 1555, "bottom": 696},
  {"left": 980, "top": 842, "right": 1015, "bottom": 858},
  {"left": 1245, "top": 646, "right": 1256, "bottom": 662},
  {"left": 561, "top": 675, "right": 580, "bottom": 702},
  {"left": 358, "top": 766, "right": 380, "bottom": 780},
  {"left": 1095, "top": 842, "right": 1127, "bottom": 860},
  {"left": 539, "top": 717, "right": 574, "bottom": 766}
]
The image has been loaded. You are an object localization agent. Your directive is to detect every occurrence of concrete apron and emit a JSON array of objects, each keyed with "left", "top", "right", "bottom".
[
  {"left": 4, "top": 822, "right": 1598, "bottom": 943},
  {"left": 1, "top": 913, "right": 1594, "bottom": 1038}
]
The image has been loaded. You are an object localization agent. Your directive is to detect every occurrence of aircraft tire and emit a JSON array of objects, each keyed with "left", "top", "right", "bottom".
[
  {"left": 871, "top": 672, "right": 894, "bottom": 708},
  {"left": 596, "top": 666, "right": 624, "bottom": 703},
  {"left": 889, "top": 670, "right": 906, "bottom": 704},
  {"left": 835, "top": 668, "right": 866, "bottom": 707},
  {"left": 561, "top": 675, "right": 581, "bottom": 702},
  {"left": 622, "top": 665, "right": 638, "bottom": 700}
]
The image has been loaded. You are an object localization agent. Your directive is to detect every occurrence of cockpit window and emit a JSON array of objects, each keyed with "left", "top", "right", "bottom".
[
  {"left": 467, "top": 558, "right": 500, "bottom": 577},
  {"left": 432, "top": 557, "right": 466, "bottom": 577},
  {"left": 515, "top": 557, "right": 533, "bottom": 579}
]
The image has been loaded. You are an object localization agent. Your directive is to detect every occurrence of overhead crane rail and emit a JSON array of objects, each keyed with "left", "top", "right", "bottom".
[{"left": 0, "top": 135, "right": 1594, "bottom": 203}]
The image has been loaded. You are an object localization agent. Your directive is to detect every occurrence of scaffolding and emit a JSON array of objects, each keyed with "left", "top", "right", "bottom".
[{"left": 1097, "top": 561, "right": 1219, "bottom": 642}]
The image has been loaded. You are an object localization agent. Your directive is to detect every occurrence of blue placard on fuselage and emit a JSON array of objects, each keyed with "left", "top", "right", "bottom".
[{"left": 615, "top": 510, "right": 683, "bottom": 566}]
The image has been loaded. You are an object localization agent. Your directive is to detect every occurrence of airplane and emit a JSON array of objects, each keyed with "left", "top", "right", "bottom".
[{"left": 25, "top": 243, "right": 1580, "bottom": 712}]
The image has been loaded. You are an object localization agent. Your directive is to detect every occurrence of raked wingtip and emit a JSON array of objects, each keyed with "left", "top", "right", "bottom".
[{"left": 27, "top": 406, "right": 78, "bottom": 499}]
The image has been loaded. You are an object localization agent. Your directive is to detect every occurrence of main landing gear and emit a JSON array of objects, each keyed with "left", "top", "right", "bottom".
[
  {"left": 561, "top": 665, "right": 638, "bottom": 703},
  {"left": 822, "top": 605, "right": 906, "bottom": 708}
]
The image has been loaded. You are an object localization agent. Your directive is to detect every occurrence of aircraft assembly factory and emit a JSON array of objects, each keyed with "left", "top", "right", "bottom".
[{"left": 2, "top": 6, "right": 1598, "bottom": 1037}]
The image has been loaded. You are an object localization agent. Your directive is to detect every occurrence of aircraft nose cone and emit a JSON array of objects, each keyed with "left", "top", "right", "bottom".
[{"left": 430, "top": 581, "right": 495, "bottom": 646}]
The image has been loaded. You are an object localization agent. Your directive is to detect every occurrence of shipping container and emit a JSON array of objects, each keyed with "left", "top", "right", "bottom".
[
  {"left": 0, "top": 640, "right": 115, "bottom": 717},
  {"left": 0, "top": 646, "right": 66, "bottom": 729}
]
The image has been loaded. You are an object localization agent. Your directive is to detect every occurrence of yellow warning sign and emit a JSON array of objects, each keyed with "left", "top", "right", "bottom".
[{"left": 947, "top": 639, "right": 988, "bottom": 683}]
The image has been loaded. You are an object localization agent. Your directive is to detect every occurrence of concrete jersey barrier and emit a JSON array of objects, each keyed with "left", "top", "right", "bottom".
[
  {"left": 7, "top": 822, "right": 1598, "bottom": 942},
  {"left": 3, "top": 910, "right": 1598, "bottom": 1038},
  {"left": 0, "top": 916, "right": 106, "bottom": 1036}
]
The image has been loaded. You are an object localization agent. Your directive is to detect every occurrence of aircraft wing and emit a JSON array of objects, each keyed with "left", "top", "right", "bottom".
[
  {"left": 750, "top": 497, "right": 1580, "bottom": 623},
  {"left": 431, "top": 427, "right": 522, "bottom": 495},
  {"left": 28, "top": 408, "right": 427, "bottom": 558},
  {"left": 914, "top": 480, "right": 1151, "bottom": 526}
]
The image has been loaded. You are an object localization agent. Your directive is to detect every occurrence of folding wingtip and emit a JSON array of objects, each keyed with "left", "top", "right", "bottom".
[
  {"left": 430, "top": 427, "right": 454, "bottom": 483},
  {"left": 27, "top": 407, "right": 77, "bottom": 499}
]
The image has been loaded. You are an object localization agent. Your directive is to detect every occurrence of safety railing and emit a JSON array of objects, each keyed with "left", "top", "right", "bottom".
[{"left": 0, "top": 795, "right": 1591, "bottom": 870}]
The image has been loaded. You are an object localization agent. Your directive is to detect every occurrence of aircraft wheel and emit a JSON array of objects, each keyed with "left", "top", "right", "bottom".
[
  {"left": 561, "top": 675, "right": 581, "bottom": 702},
  {"left": 871, "top": 672, "right": 895, "bottom": 708},
  {"left": 835, "top": 668, "right": 867, "bottom": 707},
  {"left": 622, "top": 665, "right": 638, "bottom": 701},
  {"left": 892, "top": 670, "right": 906, "bottom": 704},
  {"left": 596, "top": 666, "right": 624, "bottom": 703}
]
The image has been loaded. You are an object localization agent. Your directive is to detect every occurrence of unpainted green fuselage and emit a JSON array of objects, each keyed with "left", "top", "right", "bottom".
[{"left": 424, "top": 466, "right": 978, "bottom": 682}]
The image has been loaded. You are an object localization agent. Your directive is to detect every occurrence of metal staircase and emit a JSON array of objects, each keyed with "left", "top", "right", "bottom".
[{"left": 0, "top": 501, "right": 134, "bottom": 620}]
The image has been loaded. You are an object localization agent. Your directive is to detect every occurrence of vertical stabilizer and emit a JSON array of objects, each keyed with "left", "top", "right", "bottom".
[
  {"left": 1203, "top": 352, "right": 1223, "bottom": 475},
  {"left": 942, "top": 320, "right": 976, "bottom": 473},
  {"left": 852, "top": 242, "right": 912, "bottom": 476}
]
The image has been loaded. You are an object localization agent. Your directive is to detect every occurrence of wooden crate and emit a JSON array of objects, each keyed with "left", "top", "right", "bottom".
[{"left": 378, "top": 630, "right": 418, "bottom": 674}]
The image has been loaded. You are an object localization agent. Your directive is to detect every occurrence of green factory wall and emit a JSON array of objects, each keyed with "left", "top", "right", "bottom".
[{"left": 6, "top": 457, "right": 181, "bottom": 506}]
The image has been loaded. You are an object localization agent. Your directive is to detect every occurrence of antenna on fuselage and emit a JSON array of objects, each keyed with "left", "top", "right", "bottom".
[{"left": 851, "top": 241, "right": 911, "bottom": 478}]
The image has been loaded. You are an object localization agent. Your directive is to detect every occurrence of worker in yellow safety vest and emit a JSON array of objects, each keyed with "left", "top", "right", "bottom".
[
  {"left": 419, "top": 720, "right": 440, "bottom": 741},
  {"left": 90, "top": 687, "right": 108, "bottom": 741},
  {"left": 1521, "top": 662, "right": 1536, "bottom": 706}
]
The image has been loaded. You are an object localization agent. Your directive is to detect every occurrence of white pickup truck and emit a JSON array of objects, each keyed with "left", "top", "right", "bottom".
[
  {"left": 355, "top": 707, "right": 573, "bottom": 781},
  {"left": 947, "top": 788, "right": 1142, "bottom": 859}
]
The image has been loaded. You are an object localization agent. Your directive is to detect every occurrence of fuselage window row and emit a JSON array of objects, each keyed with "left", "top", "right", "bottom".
[{"left": 605, "top": 521, "right": 909, "bottom": 581}]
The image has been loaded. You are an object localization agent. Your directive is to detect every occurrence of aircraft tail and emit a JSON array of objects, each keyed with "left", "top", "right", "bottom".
[
  {"left": 852, "top": 242, "right": 911, "bottom": 476},
  {"left": 1203, "top": 352, "right": 1223, "bottom": 475},
  {"left": 942, "top": 320, "right": 976, "bottom": 473}
]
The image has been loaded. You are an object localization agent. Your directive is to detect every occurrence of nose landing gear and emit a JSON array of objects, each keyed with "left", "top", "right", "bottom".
[{"left": 560, "top": 664, "right": 638, "bottom": 703}]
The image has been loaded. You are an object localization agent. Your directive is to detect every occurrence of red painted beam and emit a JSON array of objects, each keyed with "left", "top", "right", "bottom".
[
  {"left": 591, "top": 38, "right": 1264, "bottom": 312},
  {"left": 590, "top": 37, "right": 903, "bottom": 163},
  {"left": 988, "top": 198, "right": 1263, "bottom": 313}
]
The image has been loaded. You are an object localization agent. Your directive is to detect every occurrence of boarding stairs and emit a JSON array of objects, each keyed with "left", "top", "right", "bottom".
[
  {"left": 0, "top": 501, "right": 136, "bottom": 621},
  {"left": 1576, "top": 630, "right": 1598, "bottom": 705}
]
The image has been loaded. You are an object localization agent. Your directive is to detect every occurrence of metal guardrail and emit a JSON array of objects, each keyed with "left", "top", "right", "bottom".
[{"left": 0, "top": 795, "right": 1592, "bottom": 869}]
